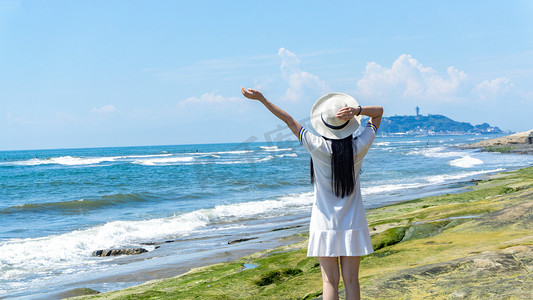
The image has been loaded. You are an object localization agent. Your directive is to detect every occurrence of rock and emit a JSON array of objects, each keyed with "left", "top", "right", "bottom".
[
  {"left": 271, "top": 225, "right": 303, "bottom": 232},
  {"left": 92, "top": 248, "right": 148, "bottom": 257},
  {"left": 462, "top": 130, "right": 533, "bottom": 148},
  {"left": 228, "top": 237, "right": 258, "bottom": 244},
  {"left": 254, "top": 268, "right": 302, "bottom": 286},
  {"left": 371, "top": 226, "right": 407, "bottom": 250},
  {"left": 475, "top": 197, "right": 533, "bottom": 229},
  {"left": 361, "top": 246, "right": 533, "bottom": 299}
]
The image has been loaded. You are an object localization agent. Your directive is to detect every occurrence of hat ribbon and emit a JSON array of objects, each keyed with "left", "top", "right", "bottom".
[{"left": 321, "top": 113, "right": 349, "bottom": 130}]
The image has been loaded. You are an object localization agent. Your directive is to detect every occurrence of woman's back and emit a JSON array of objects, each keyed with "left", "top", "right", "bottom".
[
  {"left": 300, "top": 123, "right": 377, "bottom": 257},
  {"left": 241, "top": 87, "right": 383, "bottom": 299}
]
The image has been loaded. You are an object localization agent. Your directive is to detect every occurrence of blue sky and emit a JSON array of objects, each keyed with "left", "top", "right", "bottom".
[{"left": 1, "top": 0, "right": 532, "bottom": 150}]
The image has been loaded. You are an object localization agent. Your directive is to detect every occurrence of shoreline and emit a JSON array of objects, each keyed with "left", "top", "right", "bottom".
[
  {"left": 67, "top": 165, "right": 533, "bottom": 299},
  {"left": 4, "top": 167, "right": 519, "bottom": 299}
]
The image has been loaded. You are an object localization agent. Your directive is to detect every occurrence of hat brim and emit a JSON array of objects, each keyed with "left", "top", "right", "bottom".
[{"left": 310, "top": 92, "right": 361, "bottom": 139}]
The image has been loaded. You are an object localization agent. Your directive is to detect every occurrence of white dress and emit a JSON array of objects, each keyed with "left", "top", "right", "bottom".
[{"left": 299, "top": 123, "right": 376, "bottom": 257}]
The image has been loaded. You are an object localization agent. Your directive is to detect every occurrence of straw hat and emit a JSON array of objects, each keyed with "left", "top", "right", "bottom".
[{"left": 310, "top": 92, "right": 361, "bottom": 139}]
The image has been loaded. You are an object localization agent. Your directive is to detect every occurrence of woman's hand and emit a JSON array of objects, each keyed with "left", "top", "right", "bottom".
[
  {"left": 241, "top": 87, "right": 265, "bottom": 101},
  {"left": 336, "top": 106, "right": 359, "bottom": 121}
]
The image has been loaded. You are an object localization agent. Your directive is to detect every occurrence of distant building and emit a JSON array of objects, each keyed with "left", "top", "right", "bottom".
[{"left": 416, "top": 106, "right": 420, "bottom": 117}]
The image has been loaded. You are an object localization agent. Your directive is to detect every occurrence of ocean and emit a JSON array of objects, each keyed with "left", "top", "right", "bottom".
[{"left": 1, "top": 132, "right": 532, "bottom": 299}]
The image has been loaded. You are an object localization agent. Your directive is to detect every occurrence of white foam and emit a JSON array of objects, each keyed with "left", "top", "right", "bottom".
[
  {"left": 187, "top": 150, "right": 254, "bottom": 156},
  {"left": 6, "top": 154, "right": 177, "bottom": 167},
  {"left": 132, "top": 156, "right": 194, "bottom": 166},
  {"left": 12, "top": 156, "right": 119, "bottom": 166},
  {"left": 408, "top": 147, "right": 464, "bottom": 158},
  {"left": 374, "top": 142, "right": 390, "bottom": 146},
  {"left": 121, "top": 154, "right": 173, "bottom": 159},
  {"left": 252, "top": 153, "right": 297, "bottom": 162},
  {"left": 260, "top": 146, "right": 293, "bottom": 152},
  {"left": 449, "top": 156, "right": 483, "bottom": 168},
  {"left": 277, "top": 153, "right": 297, "bottom": 158},
  {"left": 392, "top": 140, "right": 420, "bottom": 144},
  {"left": 211, "top": 150, "right": 253, "bottom": 155},
  {"left": 362, "top": 168, "right": 504, "bottom": 194},
  {"left": 256, "top": 156, "right": 275, "bottom": 162},
  {"left": 362, "top": 182, "right": 425, "bottom": 195},
  {"left": 211, "top": 153, "right": 296, "bottom": 165},
  {"left": 213, "top": 160, "right": 250, "bottom": 165},
  {"left": 426, "top": 169, "right": 504, "bottom": 184}
]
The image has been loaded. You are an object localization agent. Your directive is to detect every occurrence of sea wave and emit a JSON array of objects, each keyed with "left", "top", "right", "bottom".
[
  {"left": 3, "top": 153, "right": 173, "bottom": 167},
  {"left": 208, "top": 150, "right": 254, "bottom": 155},
  {"left": 449, "top": 156, "right": 484, "bottom": 168},
  {"left": 2, "top": 149, "right": 296, "bottom": 168},
  {"left": 211, "top": 153, "right": 297, "bottom": 165},
  {"left": 0, "top": 193, "right": 155, "bottom": 215},
  {"left": 277, "top": 153, "right": 297, "bottom": 158},
  {"left": 425, "top": 169, "right": 503, "bottom": 184},
  {"left": 407, "top": 147, "right": 465, "bottom": 158},
  {"left": 0, "top": 192, "right": 313, "bottom": 284},
  {"left": 260, "top": 146, "right": 293, "bottom": 152},
  {"left": 132, "top": 156, "right": 195, "bottom": 166},
  {"left": 362, "top": 168, "right": 504, "bottom": 195},
  {"left": 9, "top": 155, "right": 120, "bottom": 166},
  {"left": 121, "top": 153, "right": 173, "bottom": 159},
  {"left": 362, "top": 182, "right": 425, "bottom": 194}
]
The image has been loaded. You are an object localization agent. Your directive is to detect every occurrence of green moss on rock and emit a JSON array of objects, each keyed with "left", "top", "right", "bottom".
[
  {"left": 371, "top": 226, "right": 407, "bottom": 250},
  {"left": 255, "top": 268, "right": 303, "bottom": 286}
]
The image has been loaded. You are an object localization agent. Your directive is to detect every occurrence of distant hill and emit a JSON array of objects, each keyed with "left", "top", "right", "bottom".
[{"left": 375, "top": 114, "right": 502, "bottom": 135}]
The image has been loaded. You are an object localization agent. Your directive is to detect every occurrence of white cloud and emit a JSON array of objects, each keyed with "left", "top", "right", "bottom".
[
  {"left": 473, "top": 77, "right": 513, "bottom": 100},
  {"left": 91, "top": 105, "right": 117, "bottom": 114},
  {"left": 278, "top": 48, "right": 330, "bottom": 101},
  {"left": 355, "top": 54, "right": 468, "bottom": 101},
  {"left": 182, "top": 92, "right": 240, "bottom": 105},
  {"left": 176, "top": 92, "right": 249, "bottom": 119},
  {"left": 6, "top": 112, "right": 33, "bottom": 125}
]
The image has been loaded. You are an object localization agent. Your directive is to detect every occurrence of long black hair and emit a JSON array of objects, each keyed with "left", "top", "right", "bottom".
[{"left": 310, "top": 135, "right": 356, "bottom": 198}]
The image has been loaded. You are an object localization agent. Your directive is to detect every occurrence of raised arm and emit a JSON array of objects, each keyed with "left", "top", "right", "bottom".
[
  {"left": 336, "top": 105, "right": 384, "bottom": 131},
  {"left": 241, "top": 87, "right": 302, "bottom": 138}
]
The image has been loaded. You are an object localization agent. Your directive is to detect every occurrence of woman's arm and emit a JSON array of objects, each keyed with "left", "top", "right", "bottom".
[
  {"left": 241, "top": 87, "right": 302, "bottom": 138},
  {"left": 336, "top": 106, "right": 384, "bottom": 131}
]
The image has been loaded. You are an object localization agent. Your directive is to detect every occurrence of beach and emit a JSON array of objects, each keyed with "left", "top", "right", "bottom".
[
  {"left": 2, "top": 133, "right": 533, "bottom": 299},
  {"left": 68, "top": 165, "right": 533, "bottom": 299}
]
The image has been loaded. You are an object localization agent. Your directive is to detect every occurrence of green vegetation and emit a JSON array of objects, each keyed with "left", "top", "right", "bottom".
[
  {"left": 255, "top": 268, "right": 303, "bottom": 286},
  {"left": 72, "top": 166, "right": 533, "bottom": 300},
  {"left": 483, "top": 145, "right": 514, "bottom": 153}
]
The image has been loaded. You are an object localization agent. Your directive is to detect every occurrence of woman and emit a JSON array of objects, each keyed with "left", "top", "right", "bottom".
[{"left": 241, "top": 87, "right": 382, "bottom": 300}]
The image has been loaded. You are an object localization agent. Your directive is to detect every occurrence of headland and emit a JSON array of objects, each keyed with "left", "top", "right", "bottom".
[{"left": 461, "top": 129, "right": 533, "bottom": 154}]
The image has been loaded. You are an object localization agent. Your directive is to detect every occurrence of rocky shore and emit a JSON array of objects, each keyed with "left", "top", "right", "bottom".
[
  {"left": 69, "top": 166, "right": 533, "bottom": 299},
  {"left": 461, "top": 129, "right": 533, "bottom": 154}
]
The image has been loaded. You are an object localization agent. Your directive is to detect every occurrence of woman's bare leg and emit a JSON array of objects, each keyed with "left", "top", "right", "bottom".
[
  {"left": 318, "top": 257, "right": 340, "bottom": 300},
  {"left": 340, "top": 256, "right": 361, "bottom": 300}
]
